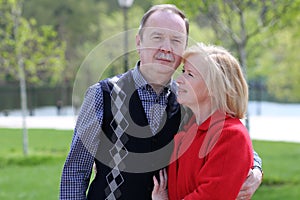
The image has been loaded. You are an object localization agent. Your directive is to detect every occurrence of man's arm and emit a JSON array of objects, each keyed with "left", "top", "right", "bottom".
[
  {"left": 60, "top": 83, "right": 104, "bottom": 200},
  {"left": 60, "top": 135, "right": 95, "bottom": 200},
  {"left": 253, "top": 150, "right": 262, "bottom": 171},
  {"left": 236, "top": 150, "right": 263, "bottom": 200}
]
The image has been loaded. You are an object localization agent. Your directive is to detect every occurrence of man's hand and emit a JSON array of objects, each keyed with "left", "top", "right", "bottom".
[{"left": 236, "top": 168, "right": 263, "bottom": 200}]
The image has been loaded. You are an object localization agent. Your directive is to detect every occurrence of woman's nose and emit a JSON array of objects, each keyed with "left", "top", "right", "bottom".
[{"left": 176, "top": 74, "right": 184, "bottom": 84}]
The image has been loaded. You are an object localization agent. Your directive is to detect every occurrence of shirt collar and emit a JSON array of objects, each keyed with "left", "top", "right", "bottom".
[
  {"left": 132, "top": 61, "right": 148, "bottom": 89},
  {"left": 131, "top": 61, "right": 177, "bottom": 94}
]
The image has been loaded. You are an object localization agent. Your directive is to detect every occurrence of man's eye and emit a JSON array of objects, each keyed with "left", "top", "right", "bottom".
[
  {"left": 172, "top": 39, "right": 182, "bottom": 44},
  {"left": 152, "top": 36, "right": 162, "bottom": 41},
  {"left": 181, "top": 69, "right": 185, "bottom": 73}
]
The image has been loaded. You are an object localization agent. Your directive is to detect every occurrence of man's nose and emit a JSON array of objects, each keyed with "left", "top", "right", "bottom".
[{"left": 160, "top": 39, "right": 172, "bottom": 52}]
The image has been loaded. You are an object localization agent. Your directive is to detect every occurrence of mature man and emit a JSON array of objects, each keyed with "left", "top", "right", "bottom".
[{"left": 60, "top": 4, "right": 262, "bottom": 200}]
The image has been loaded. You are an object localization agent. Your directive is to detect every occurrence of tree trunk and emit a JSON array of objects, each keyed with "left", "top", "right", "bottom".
[{"left": 13, "top": 0, "right": 29, "bottom": 156}]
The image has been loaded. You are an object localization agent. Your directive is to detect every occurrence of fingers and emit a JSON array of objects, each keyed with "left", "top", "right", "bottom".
[
  {"left": 153, "top": 169, "right": 168, "bottom": 190},
  {"left": 247, "top": 169, "right": 252, "bottom": 177},
  {"left": 159, "top": 169, "right": 167, "bottom": 189},
  {"left": 236, "top": 190, "right": 250, "bottom": 199},
  {"left": 239, "top": 181, "right": 250, "bottom": 192},
  {"left": 163, "top": 168, "right": 167, "bottom": 179},
  {"left": 237, "top": 170, "right": 251, "bottom": 199},
  {"left": 153, "top": 175, "right": 159, "bottom": 193},
  {"left": 152, "top": 169, "right": 169, "bottom": 200},
  {"left": 237, "top": 169, "right": 257, "bottom": 200},
  {"left": 236, "top": 186, "right": 251, "bottom": 200},
  {"left": 236, "top": 194, "right": 251, "bottom": 200},
  {"left": 163, "top": 168, "right": 168, "bottom": 185}
]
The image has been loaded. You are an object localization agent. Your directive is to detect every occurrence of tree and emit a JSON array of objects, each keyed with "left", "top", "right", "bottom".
[
  {"left": 22, "top": 0, "right": 103, "bottom": 85},
  {"left": 0, "top": 0, "right": 66, "bottom": 86},
  {"left": 161, "top": 0, "right": 300, "bottom": 103},
  {"left": 0, "top": 0, "right": 66, "bottom": 155},
  {"left": 258, "top": 9, "right": 300, "bottom": 102},
  {"left": 166, "top": 0, "right": 294, "bottom": 72},
  {"left": 21, "top": 0, "right": 156, "bottom": 85}
]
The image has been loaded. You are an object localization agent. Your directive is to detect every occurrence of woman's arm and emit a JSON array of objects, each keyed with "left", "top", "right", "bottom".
[{"left": 152, "top": 169, "right": 169, "bottom": 200}]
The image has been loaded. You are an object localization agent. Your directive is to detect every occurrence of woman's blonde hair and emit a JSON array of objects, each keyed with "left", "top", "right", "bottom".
[{"left": 182, "top": 43, "right": 248, "bottom": 119}]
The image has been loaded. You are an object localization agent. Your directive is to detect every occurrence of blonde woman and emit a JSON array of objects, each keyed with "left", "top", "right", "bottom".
[{"left": 152, "top": 43, "right": 254, "bottom": 200}]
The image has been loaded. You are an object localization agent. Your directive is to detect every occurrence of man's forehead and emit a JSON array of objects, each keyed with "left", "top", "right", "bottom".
[
  {"left": 144, "top": 27, "right": 186, "bottom": 37},
  {"left": 144, "top": 11, "right": 187, "bottom": 32}
]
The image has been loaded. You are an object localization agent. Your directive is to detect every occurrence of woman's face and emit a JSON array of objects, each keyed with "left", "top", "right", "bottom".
[{"left": 176, "top": 54, "right": 210, "bottom": 109}]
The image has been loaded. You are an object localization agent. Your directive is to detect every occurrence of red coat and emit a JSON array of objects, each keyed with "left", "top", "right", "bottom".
[{"left": 168, "top": 111, "right": 253, "bottom": 200}]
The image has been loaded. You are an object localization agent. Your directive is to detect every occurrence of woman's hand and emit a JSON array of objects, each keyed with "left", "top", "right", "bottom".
[{"left": 152, "top": 169, "right": 169, "bottom": 200}]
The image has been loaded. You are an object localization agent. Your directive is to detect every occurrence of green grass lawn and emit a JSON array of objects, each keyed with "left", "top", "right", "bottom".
[
  {"left": 251, "top": 140, "right": 300, "bottom": 199},
  {"left": 0, "top": 128, "right": 73, "bottom": 200},
  {"left": 0, "top": 128, "right": 300, "bottom": 199}
]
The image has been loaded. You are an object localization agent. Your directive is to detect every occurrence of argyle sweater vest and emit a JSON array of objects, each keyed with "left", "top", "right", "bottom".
[{"left": 87, "top": 71, "right": 182, "bottom": 200}]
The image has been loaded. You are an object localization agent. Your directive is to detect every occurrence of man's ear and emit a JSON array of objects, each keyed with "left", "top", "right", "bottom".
[{"left": 136, "top": 34, "right": 141, "bottom": 54}]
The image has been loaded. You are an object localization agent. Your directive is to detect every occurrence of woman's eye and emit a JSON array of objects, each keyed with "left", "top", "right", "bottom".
[{"left": 182, "top": 69, "right": 193, "bottom": 77}]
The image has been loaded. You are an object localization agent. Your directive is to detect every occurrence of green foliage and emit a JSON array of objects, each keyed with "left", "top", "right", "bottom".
[
  {"left": 0, "top": 0, "right": 66, "bottom": 86},
  {"left": 2, "top": 0, "right": 299, "bottom": 102},
  {"left": 254, "top": 2, "right": 300, "bottom": 102},
  {"left": 158, "top": 0, "right": 300, "bottom": 102}
]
